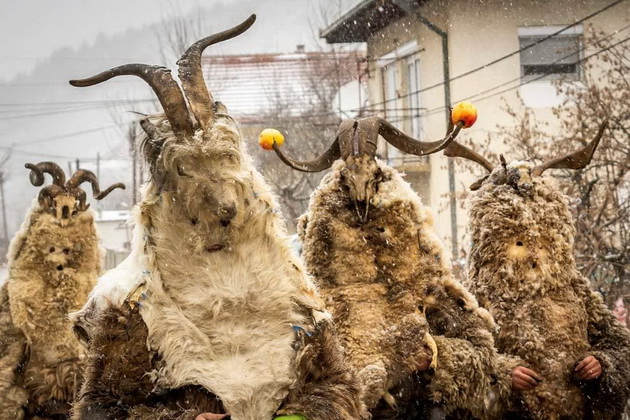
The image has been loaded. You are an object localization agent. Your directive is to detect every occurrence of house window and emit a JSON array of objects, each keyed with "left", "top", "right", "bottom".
[
  {"left": 406, "top": 56, "right": 423, "bottom": 139},
  {"left": 518, "top": 25, "right": 583, "bottom": 81},
  {"left": 378, "top": 41, "right": 420, "bottom": 165}
]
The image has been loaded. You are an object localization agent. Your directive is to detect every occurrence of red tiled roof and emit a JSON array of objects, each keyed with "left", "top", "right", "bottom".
[{"left": 201, "top": 51, "right": 366, "bottom": 117}]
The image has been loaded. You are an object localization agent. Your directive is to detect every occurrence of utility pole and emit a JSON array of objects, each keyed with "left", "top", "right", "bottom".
[
  {"left": 68, "top": 161, "right": 73, "bottom": 175},
  {"left": 75, "top": 158, "right": 80, "bottom": 171},
  {"left": 96, "top": 152, "right": 101, "bottom": 215},
  {"left": 128, "top": 124, "right": 138, "bottom": 206},
  {"left": 0, "top": 172, "right": 8, "bottom": 245},
  {"left": 394, "top": 0, "right": 459, "bottom": 260}
]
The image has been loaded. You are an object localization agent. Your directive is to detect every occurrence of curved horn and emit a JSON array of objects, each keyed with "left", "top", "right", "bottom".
[
  {"left": 531, "top": 121, "right": 607, "bottom": 177},
  {"left": 66, "top": 169, "right": 126, "bottom": 200},
  {"left": 25, "top": 162, "right": 66, "bottom": 187},
  {"left": 443, "top": 140, "right": 494, "bottom": 172},
  {"left": 70, "top": 65, "right": 193, "bottom": 139},
  {"left": 178, "top": 14, "right": 256, "bottom": 129},
  {"left": 37, "top": 184, "right": 64, "bottom": 206},
  {"left": 272, "top": 137, "right": 341, "bottom": 173},
  {"left": 378, "top": 118, "right": 463, "bottom": 156},
  {"left": 94, "top": 183, "right": 126, "bottom": 200}
]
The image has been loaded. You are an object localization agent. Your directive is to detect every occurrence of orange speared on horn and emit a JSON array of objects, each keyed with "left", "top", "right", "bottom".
[
  {"left": 451, "top": 101, "right": 478, "bottom": 129},
  {"left": 259, "top": 128, "right": 285, "bottom": 151}
]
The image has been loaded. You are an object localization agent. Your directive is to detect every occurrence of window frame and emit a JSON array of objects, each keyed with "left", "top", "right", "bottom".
[{"left": 518, "top": 24, "right": 584, "bottom": 82}]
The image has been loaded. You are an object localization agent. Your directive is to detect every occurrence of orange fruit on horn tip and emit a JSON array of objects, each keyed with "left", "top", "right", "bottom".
[
  {"left": 259, "top": 128, "right": 285, "bottom": 150},
  {"left": 451, "top": 101, "right": 478, "bottom": 128}
]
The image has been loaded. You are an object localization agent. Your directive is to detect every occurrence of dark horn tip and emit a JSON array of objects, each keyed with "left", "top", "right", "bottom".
[{"left": 24, "top": 163, "right": 36, "bottom": 170}]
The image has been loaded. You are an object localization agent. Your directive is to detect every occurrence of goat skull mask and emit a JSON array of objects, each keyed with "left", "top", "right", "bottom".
[
  {"left": 70, "top": 16, "right": 256, "bottom": 231},
  {"left": 272, "top": 116, "right": 464, "bottom": 215},
  {"left": 26, "top": 162, "right": 125, "bottom": 225}
]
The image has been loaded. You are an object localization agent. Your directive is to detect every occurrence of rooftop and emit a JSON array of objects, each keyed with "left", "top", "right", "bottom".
[
  {"left": 200, "top": 50, "right": 366, "bottom": 120},
  {"left": 321, "top": 0, "right": 425, "bottom": 43}
]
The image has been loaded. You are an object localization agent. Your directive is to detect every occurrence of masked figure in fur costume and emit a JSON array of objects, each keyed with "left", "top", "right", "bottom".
[
  {"left": 0, "top": 162, "right": 124, "bottom": 419},
  {"left": 445, "top": 123, "right": 630, "bottom": 419},
  {"left": 69, "top": 15, "right": 366, "bottom": 420},
  {"left": 272, "top": 117, "right": 516, "bottom": 419}
]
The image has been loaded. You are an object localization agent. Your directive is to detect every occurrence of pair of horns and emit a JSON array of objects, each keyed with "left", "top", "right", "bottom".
[
  {"left": 444, "top": 121, "right": 608, "bottom": 178},
  {"left": 69, "top": 15, "right": 257, "bottom": 138},
  {"left": 272, "top": 116, "right": 464, "bottom": 173},
  {"left": 26, "top": 162, "right": 125, "bottom": 205}
]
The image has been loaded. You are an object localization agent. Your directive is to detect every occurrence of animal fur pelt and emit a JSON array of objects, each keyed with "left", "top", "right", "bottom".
[
  {"left": 0, "top": 198, "right": 102, "bottom": 420},
  {"left": 298, "top": 157, "right": 513, "bottom": 419},
  {"left": 71, "top": 114, "right": 367, "bottom": 419},
  {"left": 466, "top": 161, "right": 630, "bottom": 419}
]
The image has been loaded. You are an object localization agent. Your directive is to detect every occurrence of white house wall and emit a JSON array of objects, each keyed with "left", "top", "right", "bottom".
[{"left": 362, "top": 0, "right": 628, "bottom": 256}]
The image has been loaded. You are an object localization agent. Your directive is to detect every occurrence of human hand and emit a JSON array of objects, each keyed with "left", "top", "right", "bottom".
[
  {"left": 575, "top": 355, "right": 602, "bottom": 380},
  {"left": 511, "top": 366, "right": 543, "bottom": 391}
]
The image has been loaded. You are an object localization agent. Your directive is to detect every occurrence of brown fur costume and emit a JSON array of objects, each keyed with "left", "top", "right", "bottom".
[
  {"left": 0, "top": 199, "right": 102, "bottom": 419},
  {"left": 298, "top": 157, "right": 513, "bottom": 419},
  {"left": 69, "top": 15, "right": 366, "bottom": 420},
  {"left": 466, "top": 161, "right": 630, "bottom": 419}
]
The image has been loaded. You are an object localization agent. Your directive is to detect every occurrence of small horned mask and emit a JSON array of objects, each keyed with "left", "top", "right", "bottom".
[
  {"left": 26, "top": 162, "right": 125, "bottom": 220},
  {"left": 443, "top": 121, "right": 608, "bottom": 192}
]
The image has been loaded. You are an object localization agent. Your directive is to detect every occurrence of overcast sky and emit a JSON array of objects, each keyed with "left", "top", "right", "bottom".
[
  {"left": 0, "top": 0, "right": 203, "bottom": 80},
  {"left": 0, "top": 0, "right": 359, "bottom": 234},
  {"left": 0, "top": 0, "right": 357, "bottom": 81}
]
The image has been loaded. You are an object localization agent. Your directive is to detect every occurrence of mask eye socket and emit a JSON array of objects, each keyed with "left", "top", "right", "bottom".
[{"left": 177, "top": 166, "right": 191, "bottom": 177}]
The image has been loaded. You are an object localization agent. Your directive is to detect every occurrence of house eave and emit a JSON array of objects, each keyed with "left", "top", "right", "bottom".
[{"left": 321, "top": 0, "right": 410, "bottom": 43}]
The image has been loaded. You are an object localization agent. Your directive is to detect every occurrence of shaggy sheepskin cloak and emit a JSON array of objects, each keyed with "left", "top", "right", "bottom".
[
  {"left": 298, "top": 158, "right": 514, "bottom": 419},
  {"left": 466, "top": 161, "right": 630, "bottom": 419},
  {"left": 0, "top": 199, "right": 101, "bottom": 419},
  {"left": 71, "top": 116, "right": 366, "bottom": 420}
]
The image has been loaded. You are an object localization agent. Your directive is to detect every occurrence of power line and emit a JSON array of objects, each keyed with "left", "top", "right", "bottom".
[
  {"left": 361, "top": 0, "right": 628, "bottom": 112},
  {"left": 18, "top": 123, "right": 124, "bottom": 146},
  {"left": 420, "top": 34, "right": 630, "bottom": 119}
]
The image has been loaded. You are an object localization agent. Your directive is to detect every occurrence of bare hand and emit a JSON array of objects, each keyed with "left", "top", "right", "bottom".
[
  {"left": 575, "top": 355, "right": 602, "bottom": 380},
  {"left": 416, "top": 347, "right": 433, "bottom": 371},
  {"left": 195, "top": 414, "right": 230, "bottom": 420},
  {"left": 511, "top": 366, "right": 543, "bottom": 391}
]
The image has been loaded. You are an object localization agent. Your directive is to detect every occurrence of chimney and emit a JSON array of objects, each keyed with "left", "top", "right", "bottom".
[{"left": 296, "top": 44, "right": 305, "bottom": 53}]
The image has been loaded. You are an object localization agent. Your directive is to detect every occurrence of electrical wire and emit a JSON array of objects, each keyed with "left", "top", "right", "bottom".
[{"left": 360, "top": 0, "right": 628, "bottom": 112}]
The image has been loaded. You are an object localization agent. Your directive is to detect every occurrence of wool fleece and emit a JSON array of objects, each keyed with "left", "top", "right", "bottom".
[
  {"left": 299, "top": 158, "right": 514, "bottom": 419},
  {"left": 69, "top": 15, "right": 365, "bottom": 420},
  {"left": 0, "top": 198, "right": 101, "bottom": 420},
  {"left": 467, "top": 161, "right": 630, "bottom": 419}
]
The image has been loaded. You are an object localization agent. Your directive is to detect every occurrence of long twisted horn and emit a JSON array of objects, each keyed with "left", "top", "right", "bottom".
[
  {"left": 25, "top": 162, "right": 66, "bottom": 187},
  {"left": 531, "top": 121, "right": 607, "bottom": 177},
  {"left": 443, "top": 140, "right": 495, "bottom": 172},
  {"left": 66, "top": 169, "right": 126, "bottom": 200},
  {"left": 178, "top": 14, "right": 256, "bottom": 130},
  {"left": 272, "top": 137, "right": 341, "bottom": 173},
  {"left": 378, "top": 118, "right": 463, "bottom": 156},
  {"left": 69, "top": 65, "right": 193, "bottom": 139}
]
